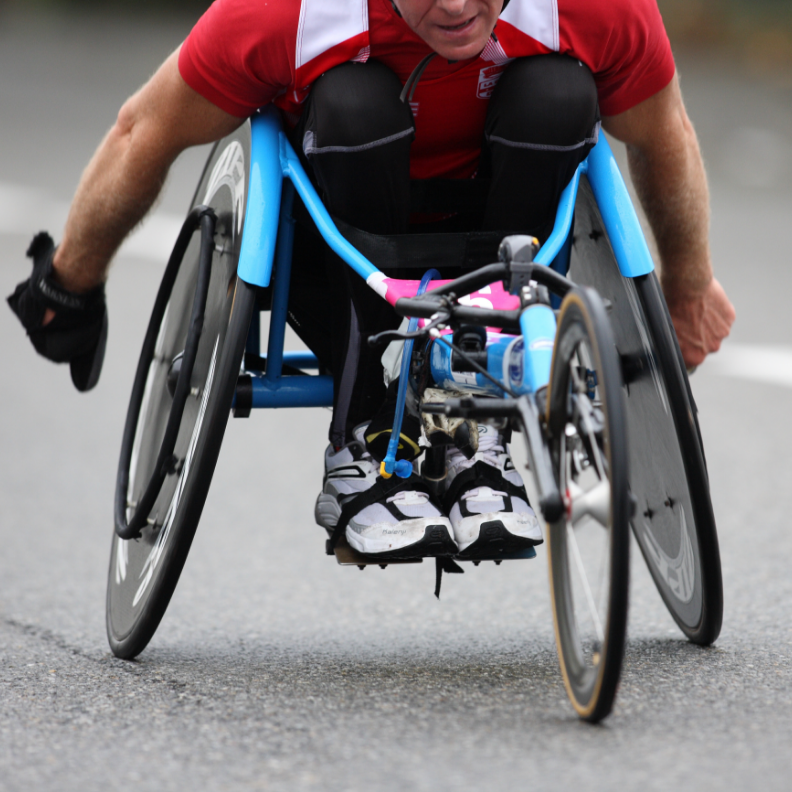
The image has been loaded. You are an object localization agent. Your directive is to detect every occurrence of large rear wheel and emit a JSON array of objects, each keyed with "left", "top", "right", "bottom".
[
  {"left": 106, "top": 125, "right": 255, "bottom": 659},
  {"left": 569, "top": 177, "right": 723, "bottom": 645}
]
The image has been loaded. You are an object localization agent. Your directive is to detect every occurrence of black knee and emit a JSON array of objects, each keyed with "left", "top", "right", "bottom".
[
  {"left": 302, "top": 60, "right": 414, "bottom": 151},
  {"left": 482, "top": 55, "right": 600, "bottom": 236},
  {"left": 486, "top": 54, "right": 599, "bottom": 148},
  {"left": 296, "top": 60, "right": 415, "bottom": 233}
]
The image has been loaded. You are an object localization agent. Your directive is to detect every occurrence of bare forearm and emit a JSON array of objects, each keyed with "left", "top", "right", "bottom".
[
  {"left": 53, "top": 116, "right": 173, "bottom": 292},
  {"left": 603, "top": 73, "right": 734, "bottom": 367},
  {"left": 50, "top": 49, "right": 244, "bottom": 295},
  {"left": 626, "top": 118, "right": 713, "bottom": 296}
]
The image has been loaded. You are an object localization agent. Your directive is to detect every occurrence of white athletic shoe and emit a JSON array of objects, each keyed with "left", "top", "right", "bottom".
[
  {"left": 444, "top": 423, "right": 543, "bottom": 556},
  {"left": 315, "top": 425, "right": 457, "bottom": 559}
]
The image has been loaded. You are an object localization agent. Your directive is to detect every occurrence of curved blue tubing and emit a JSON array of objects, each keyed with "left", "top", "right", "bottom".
[
  {"left": 232, "top": 109, "right": 656, "bottom": 412},
  {"left": 382, "top": 269, "right": 441, "bottom": 479},
  {"left": 238, "top": 110, "right": 654, "bottom": 290}
]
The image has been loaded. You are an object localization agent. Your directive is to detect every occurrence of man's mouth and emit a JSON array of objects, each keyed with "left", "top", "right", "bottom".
[{"left": 438, "top": 16, "right": 477, "bottom": 33}]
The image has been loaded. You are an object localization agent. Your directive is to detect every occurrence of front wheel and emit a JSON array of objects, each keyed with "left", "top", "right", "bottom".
[{"left": 545, "top": 287, "right": 630, "bottom": 723}]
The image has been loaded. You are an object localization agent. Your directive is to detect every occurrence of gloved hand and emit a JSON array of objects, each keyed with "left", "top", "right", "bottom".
[{"left": 7, "top": 232, "right": 108, "bottom": 392}]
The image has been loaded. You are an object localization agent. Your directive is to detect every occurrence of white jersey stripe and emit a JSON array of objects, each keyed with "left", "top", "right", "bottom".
[
  {"left": 296, "top": 0, "right": 369, "bottom": 70},
  {"left": 481, "top": 35, "right": 512, "bottom": 65},
  {"left": 500, "top": 0, "right": 560, "bottom": 52}
]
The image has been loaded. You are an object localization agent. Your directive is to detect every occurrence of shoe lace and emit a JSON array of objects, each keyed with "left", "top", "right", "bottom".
[
  {"left": 462, "top": 486, "right": 507, "bottom": 501},
  {"left": 386, "top": 490, "right": 430, "bottom": 506},
  {"left": 447, "top": 429, "right": 504, "bottom": 474}
]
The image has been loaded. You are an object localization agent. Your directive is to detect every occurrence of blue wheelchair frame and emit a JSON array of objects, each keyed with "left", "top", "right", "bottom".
[{"left": 233, "top": 106, "right": 654, "bottom": 414}]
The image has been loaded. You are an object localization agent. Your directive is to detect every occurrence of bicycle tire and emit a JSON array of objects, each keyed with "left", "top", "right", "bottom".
[
  {"left": 545, "top": 287, "right": 630, "bottom": 723},
  {"left": 106, "top": 124, "right": 256, "bottom": 659},
  {"left": 568, "top": 177, "right": 722, "bottom": 645}
]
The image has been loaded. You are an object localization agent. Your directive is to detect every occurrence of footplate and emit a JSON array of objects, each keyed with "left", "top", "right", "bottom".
[
  {"left": 332, "top": 533, "right": 424, "bottom": 568},
  {"left": 330, "top": 534, "right": 536, "bottom": 568},
  {"left": 455, "top": 547, "right": 537, "bottom": 563}
]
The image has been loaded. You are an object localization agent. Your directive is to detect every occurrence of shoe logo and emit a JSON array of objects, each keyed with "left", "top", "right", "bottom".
[{"left": 504, "top": 458, "right": 515, "bottom": 471}]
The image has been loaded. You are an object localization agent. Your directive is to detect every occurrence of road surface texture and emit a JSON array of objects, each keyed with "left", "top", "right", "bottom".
[{"left": 1, "top": 9, "right": 791, "bottom": 792}]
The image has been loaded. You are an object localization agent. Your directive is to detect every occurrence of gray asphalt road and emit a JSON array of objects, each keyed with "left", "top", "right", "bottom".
[{"left": 2, "top": 9, "right": 792, "bottom": 792}]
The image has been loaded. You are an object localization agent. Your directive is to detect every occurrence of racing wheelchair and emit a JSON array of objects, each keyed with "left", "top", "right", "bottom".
[{"left": 106, "top": 106, "right": 723, "bottom": 723}]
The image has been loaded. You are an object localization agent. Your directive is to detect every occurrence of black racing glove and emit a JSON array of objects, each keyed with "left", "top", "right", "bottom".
[{"left": 7, "top": 232, "right": 108, "bottom": 392}]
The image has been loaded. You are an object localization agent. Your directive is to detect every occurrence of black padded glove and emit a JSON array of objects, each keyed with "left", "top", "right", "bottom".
[{"left": 7, "top": 232, "right": 108, "bottom": 392}]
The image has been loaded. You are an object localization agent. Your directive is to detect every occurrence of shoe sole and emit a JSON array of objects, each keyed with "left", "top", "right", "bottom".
[
  {"left": 349, "top": 524, "right": 458, "bottom": 560},
  {"left": 456, "top": 519, "right": 543, "bottom": 559}
]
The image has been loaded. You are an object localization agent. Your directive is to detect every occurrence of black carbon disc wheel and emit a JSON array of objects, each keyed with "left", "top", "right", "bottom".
[
  {"left": 546, "top": 287, "right": 630, "bottom": 723},
  {"left": 107, "top": 124, "right": 255, "bottom": 659},
  {"left": 633, "top": 273, "right": 723, "bottom": 644},
  {"left": 569, "top": 177, "right": 723, "bottom": 646}
]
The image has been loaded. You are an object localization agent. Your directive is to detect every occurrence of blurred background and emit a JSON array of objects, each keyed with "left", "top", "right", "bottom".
[
  {"left": 2, "top": 2, "right": 792, "bottom": 791},
  {"left": 7, "top": 0, "right": 792, "bottom": 67}
]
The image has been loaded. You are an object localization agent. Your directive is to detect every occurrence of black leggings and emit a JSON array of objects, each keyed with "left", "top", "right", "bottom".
[{"left": 286, "top": 55, "right": 599, "bottom": 447}]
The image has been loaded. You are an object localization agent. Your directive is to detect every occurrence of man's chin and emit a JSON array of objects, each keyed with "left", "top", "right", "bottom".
[{"left": 427, "top": 37, "right": 488, "bottom": 61}]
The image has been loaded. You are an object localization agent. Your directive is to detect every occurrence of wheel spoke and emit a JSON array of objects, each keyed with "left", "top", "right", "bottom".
[
  {"left": 566, "top": 521, "right": 605, "bottom": 647},
  {"left": 546, "top": 288, "right": 629, "bottom": 721}
]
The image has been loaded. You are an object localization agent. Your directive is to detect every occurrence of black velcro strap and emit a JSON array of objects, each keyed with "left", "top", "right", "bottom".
[
  {"left": 7, "top": 232, "right": 108, "bottom": 391},
  {"left": 331, "top": 217, "right": 510, "bottom": 272},
  {"left": 325, "top": 474, "right": 437, "bottom": 554},
  {"left": 26, "top": 233, "right": 105, "bottom": 312},
  {"left": 442, "top": 460, "right": 529, "bottom": 516},
  {"left": 409, "top": 179, "right": 489, "bottom": 214}
]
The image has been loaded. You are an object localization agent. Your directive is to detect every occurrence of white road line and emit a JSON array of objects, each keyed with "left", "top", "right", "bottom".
[
  {"left": 702, "top": 344, "right": 792, "bottom": 389},
  {"left": 0, "top": 181, "right": 183, "bottom": 264},
  {"left": 3, "top": 185, "right": 790, "bottom": 390}
]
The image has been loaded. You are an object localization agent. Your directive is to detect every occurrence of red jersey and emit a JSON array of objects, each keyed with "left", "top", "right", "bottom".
[{"left": 179, "top": 0, "right": 675, "bottom": 180}]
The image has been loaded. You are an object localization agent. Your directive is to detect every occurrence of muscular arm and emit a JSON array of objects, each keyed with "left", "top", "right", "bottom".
[
  {"left": 52, "top": 49, "right": 244, "bottom": 293},
  {"left": 602, "top": 72, "right": 735, "bottom": 367}
]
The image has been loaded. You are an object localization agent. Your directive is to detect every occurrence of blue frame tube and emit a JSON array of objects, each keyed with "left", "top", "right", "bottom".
[
  {"left": 279, "top": 133, "right": 380, "bottom": 285},
  {"left": 518, "top": 305, "right": 556, "bottom": 393},
  {"left": 238, "top": 111, "right": 654, "bottom": 289},
  {"left": 248, "top": 374, "right": 333, "bottom": 409},
  {"left": 235, "top": 109, "right": 336, "bottom": 409},
  {"left": 264, "top": 180, "right": 296, "bottom": 382},
  {"left": 232, "top": 110, "right": 655, "bottom": 412},
  {"left": 236, "top": 109, "right": 283, "bottom": 288},
  {"left": 532, "top": 135, "right": 655, "bottom": 279},
  {"left": 584, "top": 135, "right": 654, "bottom": 277},
  {"left": 535, "top": 162, "right": 584, "bottom": 268}
]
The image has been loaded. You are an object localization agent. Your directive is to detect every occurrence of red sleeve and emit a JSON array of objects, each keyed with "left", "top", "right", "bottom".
[
  {"left": 178, "top": 0, "right": 300, "bottom": 118},
  {"left": 559, "top": 0, "right": 676, "bottom": 116}
]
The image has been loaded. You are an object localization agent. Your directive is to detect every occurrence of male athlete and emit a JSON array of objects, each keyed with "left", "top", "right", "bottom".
[{"left": 8, "top": 0, "right": 735, "bottom": 560}]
